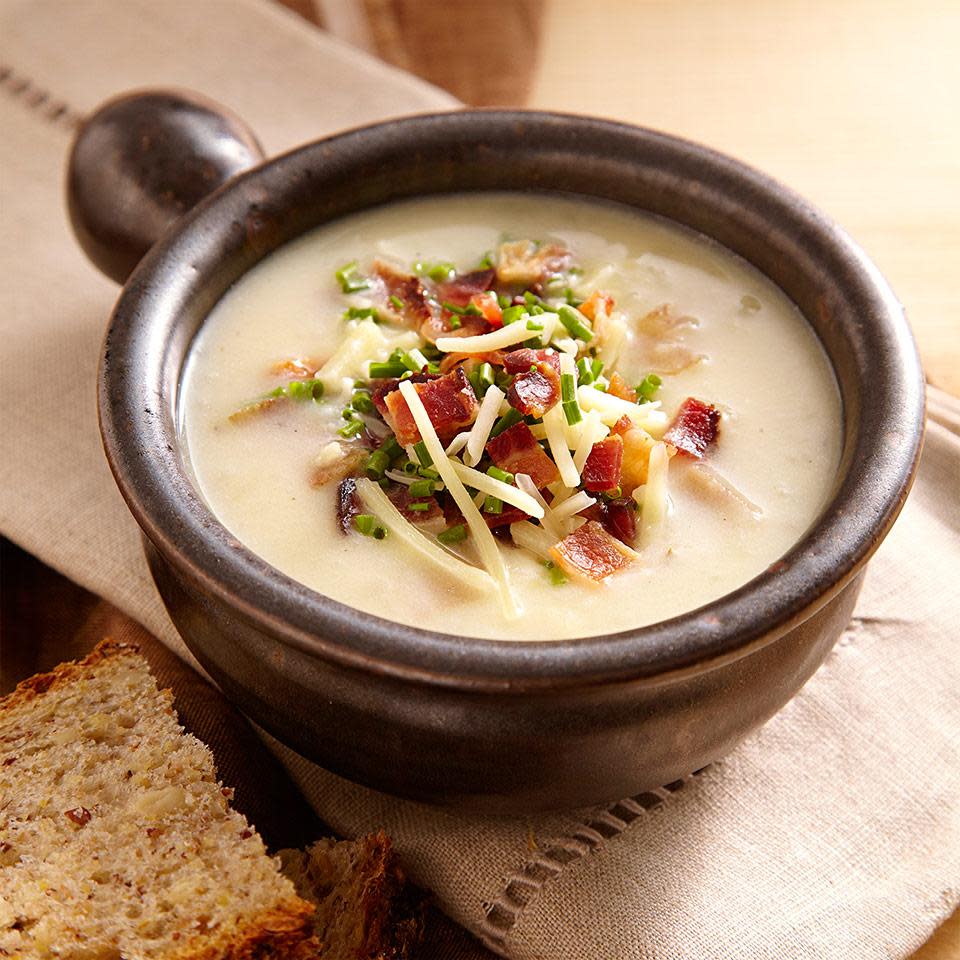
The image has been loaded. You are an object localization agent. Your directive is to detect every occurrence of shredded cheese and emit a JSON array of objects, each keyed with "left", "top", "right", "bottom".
[
  {"left": 318, "top": 319, "right": 417, "bottom": 390},
  {"left": 450, "top": 462, "right": 544, "bottom": 519},
  {"left": 572, "top": 412, "right": 607, "bottom": 472},
  {"left": 463, "top": 385, "right": 505, "bottom": 467},
  {"left": 578, "top": 384, "right": 667, "bottom": 432},
  {"left": 640, "top": 440, "right": 670, "bottom": 546},
  {"left": 543, "top": 403, "right": 581, "bottom": 488},
  {"left": 355, "top": 479, "right": 494, "bottom": 594},
  {"left": 435, "top": 320, "right": 540, "bottom": 354},
  {"left": 445, "top": 431, "right": 470, "bottom": 457},
  {"left": 514, "top": 474, "right": 564, "bottom": 541},
  {"left": 551, "top": 490, "right": 597, "bottom": 522},
  {"left": 397, "top": 379, "right": 518, "bottom": 617}
]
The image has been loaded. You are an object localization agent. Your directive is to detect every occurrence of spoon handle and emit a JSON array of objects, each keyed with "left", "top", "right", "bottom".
[{"left": 67, "top": 90, "right": 265, "bottom": 285}]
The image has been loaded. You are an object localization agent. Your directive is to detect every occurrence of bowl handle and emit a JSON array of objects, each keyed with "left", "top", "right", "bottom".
[{"left": 66, "top": 90, "right": 265, "bottom": 285}]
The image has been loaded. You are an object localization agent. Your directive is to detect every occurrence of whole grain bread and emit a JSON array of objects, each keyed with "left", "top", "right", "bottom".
[
  {"left": 279, "top": 834, "right": 425, "bottom": 960},
  {"left": 0, "top": 640, "right": 314, "bottom": 959}
]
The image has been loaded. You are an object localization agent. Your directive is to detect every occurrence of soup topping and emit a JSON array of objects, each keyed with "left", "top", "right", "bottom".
[{"left": 228, "top": 240, "right": 736, "bottom": 617}]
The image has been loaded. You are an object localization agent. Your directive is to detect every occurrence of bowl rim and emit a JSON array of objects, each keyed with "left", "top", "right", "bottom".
[{"left": 98, "top": 109, "right": 925, "bottom": 692}]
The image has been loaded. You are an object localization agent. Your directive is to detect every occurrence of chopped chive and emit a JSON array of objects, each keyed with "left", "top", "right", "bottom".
[
  {"left": 354, "top": 514, "right": 387, "bottom": 539},
  {"left": 565, "top": 287, "right": 584, "bottom": 307},
  {"left": 497, "top": 293, "right": 512, "bottom": 309},
  {"left": 528, "top": 304, "right": 545, "bottom": 316},
  {"left": 558, "top": 304, "right": 594, "bottom": 342},
  {"left": 526, "top": 319, "right": 544, "bottom": 331},
  {"left": 343, "top": 305, "right": 380, "bottom": 322},
  {"left": 365, "top": 449, "right": 391, "bottom": 480},
  {"left": 408, "top": 478, "right": 436, "bottom": 498},
  {"left": 341, "top": 406, "right": 354, "bottom": 420},
  {"left": 501, "top": 305, "right": 526, "bottom": 325},
  {"left": 603, "top": 485, "right": 623, "bottom": 499},
  {"left": 351, "top": 391, "right": 374, "bottom": 414},
  {"left": 523, "top": 291, "right": 544, "bottom": 308},
  {"left": 418, "top": 465, "right": 441, "bottom": 481},
  {"left": 442, "top": 300, "right": 467, "bottom": 316},
  {"left": 414, "top": 261, "right": 456, "bottom": 283},
  {"left": 562, "top": 400, "right": 583, "bottom": 426},
  {"left": 636, "top": 373, "right": 663, "bottom": 403},
  {"left": 489, "top": 408, "right": 523, "bottom": 438},
  {"left": 486, "top": 466, "right": 514, "bottom": 484},
  {"left": 478, "top": 252, "right": 495, "bottom": 269},
  {"left": 408, "top": 501, "right": 432, "bottom": 512},
  {"left": 447, "top": 314, "right": 462, "bottom": 330},
  {"left": 401, "top": 459, "right": 420, "bottom": 475},
  {"left": 389, "top": 294, "right": 405, "bottom": 311},
  {"left": 368, "top": 360, "right": 408, "bottom": 378},
  {"left": 560, "top": 372, "right": 577, "bottom": 404},
  {"left": 576, "top": 357, "right": 594, "bottom": 384},
  {"left": 477, "top": 362, "right": 495, "bottom": 391},
  {"left": 437, "top": 524, "right": 468, "bottom": 545},
  {"left": 484, "top": 495, "right": 503, "bottom": 515},
  {"left": 464, "top": 301, "right": 484, "bottom": 317},
  {"left": 413, "top": 440, "right": 433, "bottom": 467},
  {"left": 335, "top": 261, "right": 370, "bottom": 293},
  {"left": 338, "top": 418, "right": 365, "bottom": 438},
  {"left": 380, "top": 436, "right": 402, "bottom": 461},
  {"left": 285, "top": 379, "right": 324, "bottom": 402},
  {"left": 402, "top": 349, "right": 428, "bottom": 372}
]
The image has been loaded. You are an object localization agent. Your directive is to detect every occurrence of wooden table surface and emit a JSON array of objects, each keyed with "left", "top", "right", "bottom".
[{"left": 304, "top": 3, "right": 960, "bottom": 955}]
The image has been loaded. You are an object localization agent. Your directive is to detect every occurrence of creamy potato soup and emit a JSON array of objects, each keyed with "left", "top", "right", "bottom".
[{"left": 180, "top": 193, "right": 840, "bottom": 640}]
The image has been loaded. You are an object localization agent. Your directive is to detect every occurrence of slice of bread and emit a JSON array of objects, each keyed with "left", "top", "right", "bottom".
[
  {"left": 279, "top": 834, "right": 425, "bottom": 960},
  {"left": 0, "top": 639, "right": 314, "bottom": 959}
]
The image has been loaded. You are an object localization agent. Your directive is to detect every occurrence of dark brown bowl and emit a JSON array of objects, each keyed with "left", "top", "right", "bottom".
[{"left": 71, "top": 93, "right": 924, "bottom": 812}]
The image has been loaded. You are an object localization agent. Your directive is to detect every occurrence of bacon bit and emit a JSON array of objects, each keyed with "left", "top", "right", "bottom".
[
  {"left": 382, "top": 368, "right": 479, "bottom": 445},
  {"left": 496, "top": 241, "right": 572, "bottom": 287},
  {"left": 337, "top": 478, "right": 361, "bottom": 534},
  {"left": 372, "top": 261, "right": 432, "bottom": 327},
  {"left": 438, "top": 349, "right": 505, "bottom": 375},
  {"left": 470, "top": 291, "right": 503, "bottom": 328},
  {"left": 578, "top": 291, "right": 614, "bottom": 322},
  {"left": 483, "top": 505, "right": 529, "bottom": 529},
  {"left": 485, "top": 422, "right": 560, "bottom": 489},
  {"left": 64, "top": 806, "right": 92, "bottom": 827},
  {"left": 549, "top": 521, "right": 636, "bottom": 584},
  {"left": 228, "top": 394, "right": 286, "bottom": 424},
  {"left": 601, "top": 498, "right": 638, "bottom": 546},
  {"left": 663, "top": 397, "right": 720, "bottom": 458},
  {"left": 435, "top": 269, "right": 496, "bottom": 306},
  {"left": 420, "top": 310, "right": 489, "bottom": 344},
  {"left": 507, "top": 362, "right": 561, "bottom": 419},
  {"left": 502, "top": 348, "right": 561, "bottom": 376},
  {"left": 269, "top": 357, "right": 320, "bottom": 378},
  {"left": 310, "top": 443, "right": 368, "bottom": 487},
  {"left": 606, "top": 372, "right": 635, "bottom": 402},
  {"left": 582, "top": 435, "right": 624, "bottom": 492},
  {"left": 611, "top": 415, "right": 634, "bottom": 437},
  {"left": 636, "top": 304, "right": 704, "bottom": 374},
  {"left": 387, "top": 485, "right": 443, "bottom": 524}
]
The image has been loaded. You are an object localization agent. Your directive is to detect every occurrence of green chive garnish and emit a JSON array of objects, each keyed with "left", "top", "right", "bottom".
[
  {"left": 354, "top": 514, "right": 387, "bottom": 539},
  {"left": 489, "top": 408, "right": 523, "bottom": 438},
  {"left": 636, "top": 373, "right": 662, "bottom": 403},
  {"left": 501, "top": 305, "right": 526, "bottom": 325},
  {"left": 380, "top": 436, "right": 402, "bottom": 461},
  {"left": 389, "top": 294, "right": 405, "bottom": 311},
  {"left": 418, "top": 466, "right": 440, "bottom": 481},
  {"left": 368, "top": 360, "right": 408, "bottom": 379},
  {"left": 484, "top": 495, "right": 503, "bottom": 515},
  {"left": 437, "top": 524, "right": 468, "bottom": 545},
  {"left": 447, "top": 314, "right": 462, "bottom": 330},
  {"left": 351, "top": 391, "right": 374, "bottom": 414},
  {"left": 442, "top": 301, "right": 466, "bottom": 316},
  {"left": 558, "top": 304, "right": 594, "bottom": 342},
  {"left": 285, "top": 379, "right": 325, "bottom": 402},
  {"left": 486, "top": 466, "right": 514, "bottom": 484},
  {"left": 338, "top": 418, "right": 365, "bottom": 438},
  {"left": 560, "top": 372, "right": 577, "bottom": 404},
  {"left": 335, "top": 261, "right": 370, "bottom": 293},
  {"left": 364, "top": 449, "right": 391, "bottom": 480},
  {"left": 343, "top": 305, "right": 380, "bottom": 322},
  {"left": 408, "top": 478, "right": 436, "bottom": 498},
  {"left": 562, "top": 400, "right": 583, "bottom": 426},
  {"left": 526, "top": 319, "right": 544, "bottom": 331},
  {"left": 408, "top": 501, "right": 431, "bottom": 512},
  {"left": 413, "top": 440, "right": 433, "bottom": 467},
  {"left": 542, "top": 560, "right": 568, "bottom": 586}
]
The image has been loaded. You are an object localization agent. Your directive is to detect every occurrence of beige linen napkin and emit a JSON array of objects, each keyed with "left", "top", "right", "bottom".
[{"left": 2, "top": 2, "right": 958, "bottom": 957}]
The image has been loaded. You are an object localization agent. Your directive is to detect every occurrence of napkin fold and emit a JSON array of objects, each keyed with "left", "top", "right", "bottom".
[{"left": 1, "top": 1, "right": 957, "bottom": 957}]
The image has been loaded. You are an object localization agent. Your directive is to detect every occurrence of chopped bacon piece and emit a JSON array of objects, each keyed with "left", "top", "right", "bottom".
[
  {"left": 611, "top": 415, "right": 634, "bottom": 437},
  {"left": 549, "top": 520, "right": 636, "bottom": 584},
  {"left": 636, "top": 304, "right": 704, "bottom": 374},
  {"left": 438, "top": 349, "right": 505, "bottom": 375},
  {"left": 372, "top": 261, "right": 432, "bottom": 327},
  {"left": 507, "top": 362, "right": 561, "bottom": 419},
  {"left": 485, "top": 422, "right": 560, "bottom": 489},
  {"left": 606, "top": 372, "right": 635, "bottom": 402},
  {"left": 420, "top": 310, "right": 489, "bottom": 344},
  {"left": 602, "top": 498, "right": 638, "bottom": 546},
  {"left": 578, "top": 291, "right": 614, "bottom": 322},
  {"left": 582, "top": 435, "right": 624, "bottom": 492},
  {"left": 496, "top": 241, "right": 572, "bottom": 287},
  {"left": 270, "top": 357, "right": 320, "bottom": 378},
  {"left": 502, "top": 348, "right": 561, "bottom": 375},
  {"left": 387, "top": 484, "right": 443, "bottom": 524},
  {"left": 663, "top": 397, "right": 720, "bottom": 458},
  {"left": 337, "top": 477, "right": 361, "bottom": 533},
  {"left": 483, "top": 505, "right": 529, "bottom": 529},
  {"left": 435, "top": 269, "right": 496, "bottom": 306},
  {"left": 228, "top": 395, "right": 287, "bottom": 424},
  {"left": 470, "top": 291, "right": 503, "bottom": 328},
  {"left": 310, "top": 443, "right": 367, "bottom": 487},
  {"left": 381, "top": 368, "right": 479, "bottom": 445}
]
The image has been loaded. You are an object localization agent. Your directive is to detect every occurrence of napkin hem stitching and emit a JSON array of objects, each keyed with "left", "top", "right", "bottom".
[{"left": 0, "top": 63, "right": 83, "bottom": 131}]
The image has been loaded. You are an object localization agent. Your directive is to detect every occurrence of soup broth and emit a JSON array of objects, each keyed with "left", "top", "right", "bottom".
[{"left": 180, "top": 193, "right": 840, "bottom": 640}]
